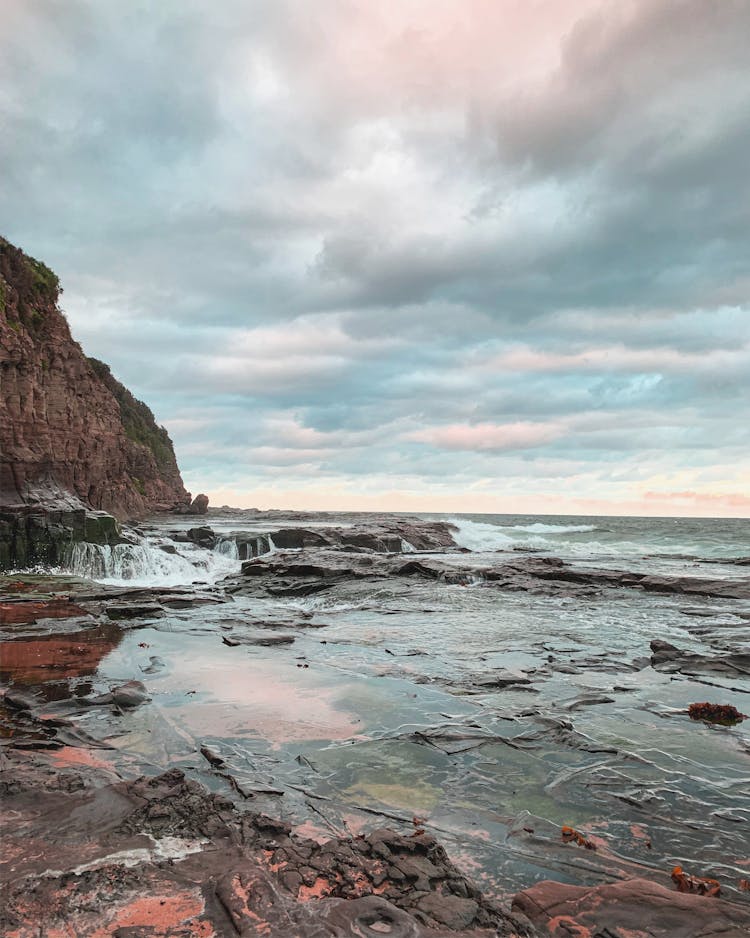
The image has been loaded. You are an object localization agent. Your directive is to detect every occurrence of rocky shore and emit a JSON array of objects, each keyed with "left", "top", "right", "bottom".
[{"left": 2, "top": 513, "right": 749, "bottom": 936}]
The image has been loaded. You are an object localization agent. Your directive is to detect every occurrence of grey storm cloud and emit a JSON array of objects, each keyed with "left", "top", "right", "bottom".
[{"left": 1, "top": 0, "right": 748, "bottom": 512}]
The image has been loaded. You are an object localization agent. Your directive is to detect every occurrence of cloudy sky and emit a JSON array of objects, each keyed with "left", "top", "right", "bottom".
[{"left": 2, "top": 0, "right": 749, "bottom": 516}]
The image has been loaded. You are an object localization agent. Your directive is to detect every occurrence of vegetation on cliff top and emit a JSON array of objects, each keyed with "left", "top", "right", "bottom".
[
  {"left": 87, "top": 357, "right": 180, "bottom": 476},
  {"left": 0, "top": 236, "right": 60, "bottom": 329}
]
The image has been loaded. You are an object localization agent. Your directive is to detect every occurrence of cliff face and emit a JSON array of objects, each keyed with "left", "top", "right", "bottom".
[{"left": 0, "top": 236, "right": 190, "bottom": 522}]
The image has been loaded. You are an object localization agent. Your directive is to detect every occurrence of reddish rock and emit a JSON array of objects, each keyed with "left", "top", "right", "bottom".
[
  {"left": 0, "top": 598, "right": 90, "bottom": 625},
  {"left": 512, "top": 876, "right": 750, "bottom": 937},
  {"left": 188, "top": 493, "right": 209, "bottom": 515}
]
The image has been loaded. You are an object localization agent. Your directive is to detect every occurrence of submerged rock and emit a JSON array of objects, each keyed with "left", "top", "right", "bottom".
[{"left": 84, "top": 680, "right": 150, "bottom": 709}]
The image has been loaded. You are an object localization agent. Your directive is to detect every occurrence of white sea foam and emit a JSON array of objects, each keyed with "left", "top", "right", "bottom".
[
  {"left": 507, "top": 522, "right": 597, "bottom": 534},
  {"left": 447, "top": 518, "right": 519, "bottom": 552},
  {"left": 447, "top": 517, "right": 599, "bottom": 554}
]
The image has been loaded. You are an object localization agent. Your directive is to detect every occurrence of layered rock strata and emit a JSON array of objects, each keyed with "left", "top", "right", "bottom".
[{"left": 0, "top": 235, "right": 191, "bottom": 565}]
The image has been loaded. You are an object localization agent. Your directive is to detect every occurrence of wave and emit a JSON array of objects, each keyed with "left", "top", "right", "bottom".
[
  {"left": 447, "top": 517, "right": 600, "bottom": 553},
  {"left": 447, "top": 518, "right": 522, "bottom": 552},
  {"left": 506, "top": 522, "right": 597, "bottom": 534}
]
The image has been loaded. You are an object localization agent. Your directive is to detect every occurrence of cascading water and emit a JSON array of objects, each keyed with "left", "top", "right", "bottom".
[
  {"left": 64, "top": 534, "right": 241, "bottom": 587},
  {"left": 215, "top": 537, "right": 240, "bottom": 561}
]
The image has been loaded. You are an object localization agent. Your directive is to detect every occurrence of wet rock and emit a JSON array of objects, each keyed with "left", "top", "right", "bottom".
[
  {"left": 200, "top": 745, "right": 225, "bottom": 767},
  {"left": 319, "top": 895, "right": 428, "bottom": 938},
  {"left": 105, "top": 602, "right": 164, "bottom": 620},
  {"left": 397, "top": 561, "right": 442, "bottom": 579},
  {"left": 512, "top": 876, "right": 750, "bottom": 937},
  {"left": 1, "top": 687, "right": 37, "bottom": 710},
  {"left": 650, "top": 639, "right": 750, "bottom": 676},
  {"left": 140, "top": 655, "right": 165, "bottom": 674},
  {"left": 0, "top": 598, "right": 92, "bottom": 625},
  {"left": 156, "top": 591, "right": 225, "bottom": 608},
  {"left": 476, "top": 669, "right": 532, "bottom": 689},
  {"left": 562, "top": 693, "right": 615, "bottom": 710},
  {"left": 510, "top": 559, "right": 750, "bottom": 600},
  {"left": 222, "top": 633, "right": 295, "bottom": 647},
  {"left": 268, "top": 527, "right": 331, "bottom": 549},
  {"left": 267, "top": 580, "right": 334, "bottom": 597},
  {"left": 85, "top": 680, "right": 150, "bottom": 708},
  {"left": 417, "top": 893, "right": 480, "bottom": 930},
  {"left": 185, "top": 525, "right": 216, "bottom": 548},
  {"left": 235, "top": 533, "right": 272, "bottom": 559}
]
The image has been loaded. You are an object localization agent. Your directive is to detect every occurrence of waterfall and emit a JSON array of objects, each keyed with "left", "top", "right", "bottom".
[
  {"left": 64, "top": 535, "right": 241, "bottom": 587},
  {"left": 215, "top": 537, "right": 240, "bottom": 561}
]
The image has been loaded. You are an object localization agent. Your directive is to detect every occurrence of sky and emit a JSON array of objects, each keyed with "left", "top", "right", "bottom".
[{"left": 1, "top": 0, "right": 749, "bottom": 517}]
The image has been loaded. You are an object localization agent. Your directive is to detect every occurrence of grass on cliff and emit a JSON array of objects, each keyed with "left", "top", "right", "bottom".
[
  {"left": 0, "top": 236, "right": 60, "bottom": 330},
  {"left": 88, "top": 357, "right": 179, "bottom": 475}
]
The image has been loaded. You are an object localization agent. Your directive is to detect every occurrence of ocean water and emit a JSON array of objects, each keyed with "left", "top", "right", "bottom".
[
  {"left": 5, "top": 511, "right": 749, "bottom": 903},
  {"left": 437, "top": 512, "right": 750, "bottom": 567}
]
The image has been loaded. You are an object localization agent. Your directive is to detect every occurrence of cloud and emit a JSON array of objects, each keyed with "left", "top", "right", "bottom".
[
  {"left": 1, "top": 0, "right": 749, "bottom": 514},
  {"left": 405, "top": 421, "right": 564, "bottom": 452}
]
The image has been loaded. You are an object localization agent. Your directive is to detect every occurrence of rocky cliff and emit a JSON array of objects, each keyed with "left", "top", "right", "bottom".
[{"left": 0, "top": 235, "right": 192, "bottom": 564}]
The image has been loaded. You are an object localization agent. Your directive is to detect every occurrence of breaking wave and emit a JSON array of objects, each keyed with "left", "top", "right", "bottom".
[{"left": 447, "top": 518, "right": 598, "bottom": 554}]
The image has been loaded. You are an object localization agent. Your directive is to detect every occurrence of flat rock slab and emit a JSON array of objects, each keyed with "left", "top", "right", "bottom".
[
  {"left": 512, "top": 876, "right": 750, "bottom": 937},
  {"left": 0, "top": 598, "right": 91, "bottom": 625}
]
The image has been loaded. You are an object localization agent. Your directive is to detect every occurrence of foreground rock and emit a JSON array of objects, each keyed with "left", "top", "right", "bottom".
[
  {"left": 512, "top": 876, "right": 750, "bottom": 937},
  {"left": 0, "top": 750, "right": 531, "bottom": 937}
]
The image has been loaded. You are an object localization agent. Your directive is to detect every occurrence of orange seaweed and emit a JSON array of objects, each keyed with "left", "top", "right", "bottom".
[
  {"left": 561, "top": 826, "right": 596, "bottom": 850},
  {"left": 671, "top": 865, "right": 721, "bottom": 897}
]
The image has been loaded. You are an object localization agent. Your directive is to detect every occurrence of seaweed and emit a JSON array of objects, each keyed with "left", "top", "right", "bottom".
[
  {"left": 687, "top": 702, "right": 746, "bottom": 726},
  {"left": 671, "top": 865, "right": 721, "bottom": 897}
]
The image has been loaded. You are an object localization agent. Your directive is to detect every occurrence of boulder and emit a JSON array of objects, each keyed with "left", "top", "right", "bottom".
[{"left": 187, "top": 493, "right": 209, "bottom": 515}]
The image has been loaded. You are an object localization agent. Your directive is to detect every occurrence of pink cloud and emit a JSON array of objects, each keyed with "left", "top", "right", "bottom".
[
  {"left": 644, "top": 490, "right": 750, "bottom": 510},
  {"left": 404, "top": 420, "right": 563, "bottom": 451}
]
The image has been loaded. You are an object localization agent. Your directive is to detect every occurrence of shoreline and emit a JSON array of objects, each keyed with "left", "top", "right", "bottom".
[{"left": 2, "top": 513, "right": 749, "bottom": 936}]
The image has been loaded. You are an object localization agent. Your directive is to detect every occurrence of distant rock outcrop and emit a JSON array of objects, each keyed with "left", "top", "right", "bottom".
[{"left": 0, "top": 235, "right": 192, "bottom": 566}]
